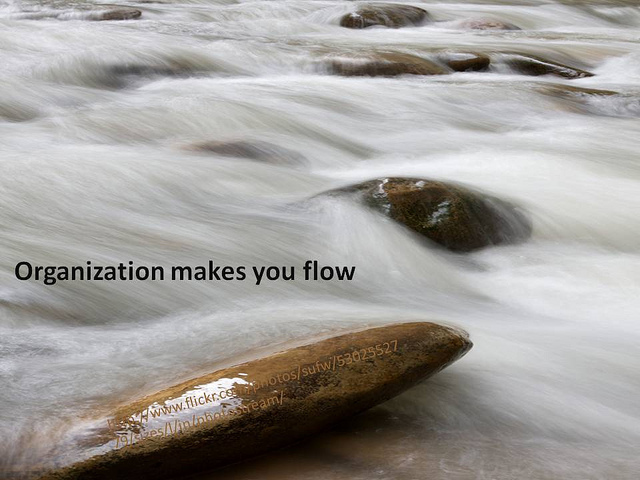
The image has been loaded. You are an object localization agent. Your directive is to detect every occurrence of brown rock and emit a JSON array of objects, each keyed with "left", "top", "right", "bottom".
[
  {"left": 458, "top": 18, "right": 520, "bottom": 31},
  {"left": 440, "top": 52, "right": 491, "bottom": 72},
  {"left": 503, "top": 54, "right": 594, "bottom": 79},
  {"left": 37, "top": 322, "right": 471, "bottom": 480},
  {"left": 331, "top": 178, "right": 531, "bottom": 252},
  {"left": 329, "top": 53, "right": 448, "bottom": 77},
  {"left": 88, "top": 6, "right": 142, "bottom": 21},
  {"left": 340, "top": 4, "right": 429, "bottom": 29},
  {"left": 538, "top": 84, "right": 618, "bottom": 98},
  {"left": 186, "top": 140, "right": 306, "bottom": 166}
]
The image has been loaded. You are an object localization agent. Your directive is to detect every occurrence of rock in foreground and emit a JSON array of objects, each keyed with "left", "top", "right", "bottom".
[
  {"left": 38, "top": 323, "right": 471, "bottom": 480},
  {"left": 340, "top": 4, "right": 429, "bottom": 29},
  {"left": 329, "top": 53, "right": 448, "bottom": 77},
  {"left": 330, "top": 178, "right": 531, "bottom": 252}
]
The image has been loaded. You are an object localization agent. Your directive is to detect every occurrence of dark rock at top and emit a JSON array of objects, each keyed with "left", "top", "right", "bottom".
[{"left": 340, "top": 4, "right": 429, "bottom": 29}]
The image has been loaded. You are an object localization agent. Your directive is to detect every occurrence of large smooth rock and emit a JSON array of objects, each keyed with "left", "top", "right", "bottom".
[
  {"left": 340, "top": 4, "right": 429, "bottom": 29},
  {"left": 503, "top": 54, "right": 594, "bottom": 79},
  {"left": 329, "top": 53, "right": 448, "bottom": 77},
  {"left": 38, "top": 322, "right": 471, "bottom": 480},
  {"left": 330, "top": 178, "right": 531, "bottom": 252}
]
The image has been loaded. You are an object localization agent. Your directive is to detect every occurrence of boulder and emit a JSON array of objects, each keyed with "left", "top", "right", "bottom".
[
  {"left": 502, "top": 54, "right": 594, "bottom": 79},
  {"left": 329, "top": 53, "right": 448, "bottom": 77},
  {"left": 340, "top": 4, "right": 429, "bottom": 29},
  {"left": 439, "top": 52, "right": 491, "bottom": 72},
  {"left": 330, "top": 178, "right": 531, "bottom": 252},
  {"left": 38, "top": 322, "right": 471, "bottom": 480},
  {"left": 185, "top": 140, "right": 305, "bottom": 166},
  {"left": 457, "top": 18, "right": 520, "bottom": 31},
  {"left": 87, "top": 6, "right": 142, "bottom": 21}
]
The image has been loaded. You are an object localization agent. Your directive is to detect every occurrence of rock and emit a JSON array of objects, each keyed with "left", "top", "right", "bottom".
[
  {"left": 536, "top": 84, "right": 640, "bottom": 118},
  {"left": 502, "top": 54, "right": 594, "bottom": 79},
  {"left": 439, "top": 52, "right": 491, "bottom": 72},
  {"left": 538, "top": 84, "right": 618, "bottom": 98},
  {"left": 185, "top": 140, "right": 305, "bottom": 166},
  {"left": 457, "top": 18, "right": 520, "bottom": 31},
  {"left": 37, "top": 322, "right": 471, "bottom": 480},
  {"left": 87, "top": 6, "right": 142, "bottom": 21},
  {"left": 330, "top": 178, "right": 531, "bottom": 252},
  {"left": 340, "top": 4, "right": 429, "bottom": 29},
  {"left": 328, "top": 53, "right": 448, "bottom": 77}
]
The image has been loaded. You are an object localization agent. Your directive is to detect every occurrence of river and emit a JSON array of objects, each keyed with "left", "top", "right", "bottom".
[{"left": 1, "top": 0, "right": 639, "bottom": 479}]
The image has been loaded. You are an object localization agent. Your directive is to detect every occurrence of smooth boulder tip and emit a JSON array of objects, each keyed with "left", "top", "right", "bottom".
[
  {"left": 88, "top": 6, "right": 142, "bottom": 21},
  {"left": 439, "top": 52, "right": 491, "bottom": 72},
  {"left": 340, "top": 4, "right": 429, "bottom": 29},
  {"left": 185, "top": 140, "right": 306, "bottom": 166},
  {"left": 37, "top": 322, "right": 471, "bottom": 480},
  {"left": 330, "top": 178, "right": 531, "bottom": 252},
  {"left": 457, "top": 18, "right": 520, "bottom": 31},
  {"left": 329, "top": 53, "right": 448, "bottom": 77},
  {"left": 502, "top": 54, "right": 594, "bottom": 79}
]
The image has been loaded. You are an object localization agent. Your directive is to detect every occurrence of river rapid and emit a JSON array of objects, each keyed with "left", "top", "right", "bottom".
[{"left": 1, "top": 0, "right": 639, "bottom": 479}]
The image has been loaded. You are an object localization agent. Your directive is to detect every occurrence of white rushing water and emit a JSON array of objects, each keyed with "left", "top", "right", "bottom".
[{"left": 1, "top": 0, "right": 639, "bottom": 478}]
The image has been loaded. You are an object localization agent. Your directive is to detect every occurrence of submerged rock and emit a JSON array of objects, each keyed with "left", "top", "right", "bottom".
[
  {"left": 340, "top": 4, "right": 429, "bottom": 29},
  {"left": 439, "top": 52, "right": 491, "bottom": 72},
  {"left": 457, "top": 18, "right": 520, "bottom": 31},
  {"left": 38, "top": 322, "right": 471, "bottom": 480},
  {"left": 537, "top": 84, "right": 640, "bottom": 118},
  {"left": 502, "top": 54, "right": 594, "bottom": 79},
  {"left": 186, "top": 140, "right": 306, "bottom": 166},
  {"left": 87, "top": 6, "right": 142, "bottom": 21},
  {"left": 329, "top": 178, "right": 531, "bottom": 252},
  {"left": 329, "top": 53, "right": 448, "bottom": 77},
  {"left": 538, "top": 84, "right": 618, "bottom": 98}
]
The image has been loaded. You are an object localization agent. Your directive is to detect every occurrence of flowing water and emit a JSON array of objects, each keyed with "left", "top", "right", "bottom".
[{"left": 1, "top": 0, "right": 640, "bottom": 478}]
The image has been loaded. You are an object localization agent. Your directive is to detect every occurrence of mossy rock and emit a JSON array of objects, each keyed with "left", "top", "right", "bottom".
[
  {"left": 329, "top": 53, "right": 448, "bottom": 77},
  {"left": 332, "top": 178, "right": 531, "bottom": 252},
  {"left": 503, "top": 54, "right": 594, "bottom": 79},
  {"left": 340, "top": 4, "right": 429, "bottom": 29},
  {"left": 37, "top": 323, "right": 471, "bottom": 480}
]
